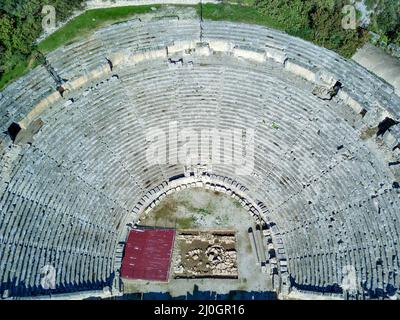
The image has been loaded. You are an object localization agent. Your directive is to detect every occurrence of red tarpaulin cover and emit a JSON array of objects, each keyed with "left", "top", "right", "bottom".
[{"left": 121, "top": 228, "right": 176, "bottom": 282}]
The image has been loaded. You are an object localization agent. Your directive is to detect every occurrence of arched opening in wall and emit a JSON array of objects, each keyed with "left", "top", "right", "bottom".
[
  {"left": 119, "top": 180, "right": 285, "bottom": 299},
  {"left": 7, "top": 119, "right": 44, "bottom": 145},
  {"left": 377, "top": 117, "right": 398, "bottom": 136},
  {"left": 7, "top": 122, "right": 22, "bottom": 142}
]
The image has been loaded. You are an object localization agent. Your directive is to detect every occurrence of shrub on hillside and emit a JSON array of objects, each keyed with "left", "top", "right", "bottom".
[
  {"left": 254, "top": 0, "right": 368, "bottom": 57},
  {"left": 0, "top": 0, "right": 84, "bottom": 82}
]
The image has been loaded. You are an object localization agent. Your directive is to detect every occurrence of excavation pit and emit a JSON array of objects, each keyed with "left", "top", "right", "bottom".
[{"left": 173, "top": 230, "right": 238, "bottom": 279}]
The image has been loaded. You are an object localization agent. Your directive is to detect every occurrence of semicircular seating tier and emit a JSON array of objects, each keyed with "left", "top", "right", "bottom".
[{"left": 0, "top": 18, "right": 399, "bottom": 299}]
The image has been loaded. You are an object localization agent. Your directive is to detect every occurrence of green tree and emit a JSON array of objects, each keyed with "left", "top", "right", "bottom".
[
  {"left": 254, "top": 0, "right": 367, "bottom": 57},
  {"left": 0, "top": 0, "right": 85, "bottom": 84}
]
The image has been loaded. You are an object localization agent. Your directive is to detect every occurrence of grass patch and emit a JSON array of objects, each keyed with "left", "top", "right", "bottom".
[
  {"left": 0, "top": 59, "right": 30, "bottom": 90},
  {"left": 38, "top": 5, "right": 160, "bottom": 54},
  {"left": 0, "top": 5, "right": 160, "bottom": 90},
  {"left": 178, "top": 199, "right": 214, "bottom": 216},
  {"left": 194, "top": 208, "right": 213, "bottom": 216},
  {"left": 1, "top": 3, "right": 369, "bottom": 90},
  {"left": 271, "top": 122, "right": 279, "bottom": 130},
  {"left": 233, "top": 200, "right": 242, "bottom": 209},
  {"left": 199, "top": 3, "right": 286, "bottom": 31},
  {"left": 176, "top": 217, "right": 196, "bottom": 229},
  {"left": 153, "top": 198, "right": 177, "bottom": 221}
]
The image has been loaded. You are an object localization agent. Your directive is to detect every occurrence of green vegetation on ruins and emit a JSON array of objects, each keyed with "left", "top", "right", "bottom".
[
  {"left": 1, "top": 0, "right": 399, "bottom": 90},
  {"left": 363, "top": 0, "right": 400, "bottom": 50},
  {"left": 0, "top": 2, "right": 158, "bottom": 89},
  {"left": 37, "top": 6, "right": 160, "bottom": 54},
  {"left": 140, "top": 192, "right": 217, "bottom": 229},
  {"left": 200, "top": 1, "right": 369, "bottom": 58},
  {"left": 176, "top": 217, "right": 196, "bottom": 229},
  {"left": 138, "top": 188, "right": 247, "bottom": 230}
]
